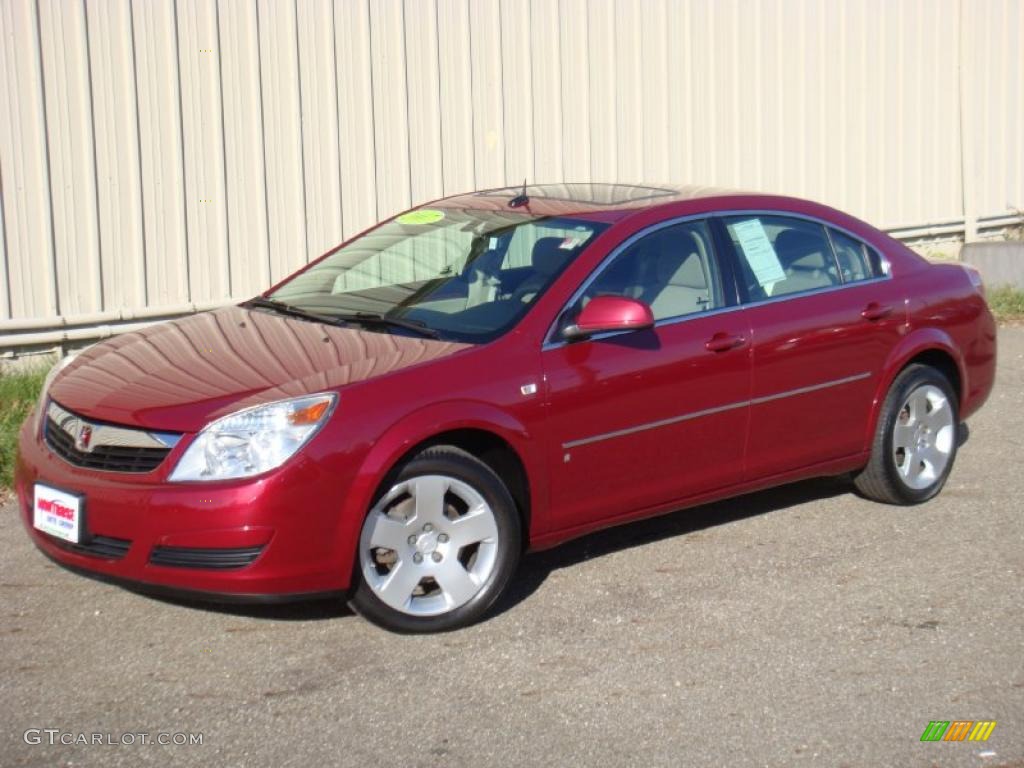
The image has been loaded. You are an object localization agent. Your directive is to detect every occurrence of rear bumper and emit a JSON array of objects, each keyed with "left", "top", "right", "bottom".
[
  {"left": 960, "top": 303, "right": 998, "bottom": 422},
  {"left": 14, "top": 417, "right": 356, "bottom": 599}
]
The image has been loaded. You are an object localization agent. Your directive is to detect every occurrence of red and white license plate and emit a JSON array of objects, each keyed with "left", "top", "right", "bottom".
[{"left": 33, "top": 484, "right": 83, "bottom": 543}]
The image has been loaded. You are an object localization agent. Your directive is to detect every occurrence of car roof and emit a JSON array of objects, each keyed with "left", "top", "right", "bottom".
[
  {"left": 432, "top": 182, "right": 768, "bottom": 220},
  {"left": 424, "top": 182, "right": 923, "bottom": 269},
  {"left": 408, "top": 182, "right": 926, "bottom": 275}
]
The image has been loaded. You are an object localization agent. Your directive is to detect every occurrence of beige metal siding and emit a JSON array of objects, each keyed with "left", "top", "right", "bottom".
[
  {"left": 966, "top": 0, "right": 1024, "bottom": 221},
  {"left": 0, "top": 0, "right": 1022, "bottom": 332},
  {"left": 297, "top": 1, "right": 344, "bottom": 263},
  {"left": 369, "top": 1, "right": 411, "bottom": 224},
  {"left": 178, "top": 0, "right": 230, "bottom": 302},
  {"left": 132, "top": 0, "right": 190, "bottom": 308},
  {"left": 470, "top": 0, "right": 506, "bottom": 190},
  {"left": 257, "top": 0, "right": 306, "bottom": 284},
  {"left": 404, "top": 0, "right": 444, "bottom": 206},
  {"left": 87, "top": 0, "right": 146, "bottom": 311},
  {"left": 335, "top": 0, "right": 377, "bottom": 238},
  {"left": 1, "top": 0, "right": 55, "bottom": 320},
  {"left": 219, "top": 0, "right": 271, "bottom": 295},
  {"left": 37, "top": 0, "right": 103, "bottom": 316}
]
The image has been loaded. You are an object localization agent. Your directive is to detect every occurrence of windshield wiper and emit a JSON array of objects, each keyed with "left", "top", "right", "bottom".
[
  {"left": 335, "top": 312, "right": 441, "bottom": 340},
  {"left": 242, "top": 296, "right": 340, "bottom": 325},
  {"left": 245, "top": 298, "right": 441, "bottom": 340}
]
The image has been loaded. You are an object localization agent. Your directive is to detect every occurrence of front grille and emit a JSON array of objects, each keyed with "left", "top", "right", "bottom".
[
  {"left": 45, "top": 419, "right": 170, "bottom": 471},
  {"left": 52, "top": 534, "right": 132, "bottom": 560},
  {"left": 44, "top": 401, "right": 178, "bottom": 473},
  {"left": 149, "top": 545, "right": 265, "bottom": 570}
]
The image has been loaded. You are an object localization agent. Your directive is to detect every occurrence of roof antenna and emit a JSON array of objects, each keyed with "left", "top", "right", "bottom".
[{"left": 508, "top": 179, "right": 529, "bottom": 208}]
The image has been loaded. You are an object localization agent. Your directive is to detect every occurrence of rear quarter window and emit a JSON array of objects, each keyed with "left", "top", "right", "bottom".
[{"left": 828, "top": 228, "right": 886, "bottom": 282}]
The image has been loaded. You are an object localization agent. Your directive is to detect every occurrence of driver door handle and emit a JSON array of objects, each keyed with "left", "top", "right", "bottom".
[{"left": 705, "top": 333, "right": 747, "bottom": 353}]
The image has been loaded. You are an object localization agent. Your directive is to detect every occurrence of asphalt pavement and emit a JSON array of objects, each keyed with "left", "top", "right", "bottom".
[{"left": 2, "top": 328, "right": 1022, "bottom": 768}]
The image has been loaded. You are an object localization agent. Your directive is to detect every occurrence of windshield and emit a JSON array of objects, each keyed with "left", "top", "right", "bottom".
[{"left": 266, "top": 208, "right": 608, "bottom": 343}]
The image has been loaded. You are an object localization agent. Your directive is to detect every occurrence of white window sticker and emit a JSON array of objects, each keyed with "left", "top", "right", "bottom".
[{"left": 732, "top": 219, "right": 786, "bottom": 287}]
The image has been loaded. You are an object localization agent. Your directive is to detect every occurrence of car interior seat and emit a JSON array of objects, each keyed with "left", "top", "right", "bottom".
[
  {"left": 511, "top": 237, "right": 571, "bottom": 304},
  {"left": 769, "top": 228, "right": 840, "bottom": 295}
]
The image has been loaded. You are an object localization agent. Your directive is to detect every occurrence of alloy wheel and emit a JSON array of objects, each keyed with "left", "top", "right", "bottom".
[
  {"left": 358, "top": 474, "right": 499, "bottom": 617},
  {"left": 891, "top": 384, "right": 955, "bottom": 490}
]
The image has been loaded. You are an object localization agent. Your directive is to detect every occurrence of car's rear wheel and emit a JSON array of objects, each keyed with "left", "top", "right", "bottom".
[
  {"left": 854, "top": 364, "right": 959, "bottom": 504},
  {"left": 349, "top": 445, "right": 521, "bottom": 633}
]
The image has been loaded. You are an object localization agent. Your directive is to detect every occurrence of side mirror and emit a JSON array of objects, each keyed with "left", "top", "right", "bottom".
[{"left": 562, "top": 296, "right": 655, "bottom": 340}]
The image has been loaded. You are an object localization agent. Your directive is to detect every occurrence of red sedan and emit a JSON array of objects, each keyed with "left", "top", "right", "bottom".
[{"left": 15, "top": 184, "right": 996, "bottom": 632}]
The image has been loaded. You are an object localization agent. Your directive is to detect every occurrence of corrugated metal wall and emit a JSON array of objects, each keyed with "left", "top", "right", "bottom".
[{"left": 1, "top": 0, "right": 1022, "bottom": 330}]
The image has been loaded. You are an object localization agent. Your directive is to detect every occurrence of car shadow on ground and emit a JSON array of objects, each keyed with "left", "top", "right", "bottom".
[
  {"left": 136, "top": 587, "right": 354, "bottom": 621},
  {"left": 139, "top": 475, "right": 853, "bottom": 624},
  {"left": 490, "top": 475, "right": 853, "bottom": 620}
]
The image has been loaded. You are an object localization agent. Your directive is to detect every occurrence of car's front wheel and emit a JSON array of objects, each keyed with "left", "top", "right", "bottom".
[
  {"left": 349, "top": 445, "right": 521, "bottom": 633},
  {"left": 854, "top": 364, "right": 959, "bottom": 505}
]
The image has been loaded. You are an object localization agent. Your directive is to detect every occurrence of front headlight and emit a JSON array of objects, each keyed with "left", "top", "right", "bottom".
[
  {"left": 34, "top": 354, "right": 78, "bottom": 436},
  {"left": 168, "top": 393, "right": 337, "bottom": 482}
]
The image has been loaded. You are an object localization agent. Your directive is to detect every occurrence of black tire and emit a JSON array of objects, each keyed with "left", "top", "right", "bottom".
[
  {"left": 348, "top": 445, "right": 521, "bottom": 633},
  {"left": 853, "top": 364, "right": 960, "bottom": 505}
]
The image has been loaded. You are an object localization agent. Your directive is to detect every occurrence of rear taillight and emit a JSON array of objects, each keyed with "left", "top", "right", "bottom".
[{"left": 961, "top": 264, "right": 985, "bottom": 296}]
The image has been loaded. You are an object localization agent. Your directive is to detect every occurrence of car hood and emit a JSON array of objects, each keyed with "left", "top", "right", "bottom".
[{"left": 49, "top": 306, "right": 472, "bottom": 432}]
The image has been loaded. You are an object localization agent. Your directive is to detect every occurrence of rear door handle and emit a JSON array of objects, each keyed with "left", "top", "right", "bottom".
[
  {"left": 705, "top": 333, "right": 746, "bottom": 353},
  {"left": 861, "top": 303, "right": 894, "bottom": 321}
]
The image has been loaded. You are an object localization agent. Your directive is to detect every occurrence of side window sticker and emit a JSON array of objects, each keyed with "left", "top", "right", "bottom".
[{"left": 731, "top": 218, "right": 786, "bottom": 290}]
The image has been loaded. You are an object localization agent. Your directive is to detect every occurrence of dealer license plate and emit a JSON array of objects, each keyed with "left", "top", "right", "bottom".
[{"left": 33, "top": 484, "right": 83, "bottom": 543}]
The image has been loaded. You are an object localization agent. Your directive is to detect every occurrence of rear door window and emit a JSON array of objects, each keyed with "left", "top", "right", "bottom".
[{"left": 724, "top": 215, "right": 840, "bottom": 301}]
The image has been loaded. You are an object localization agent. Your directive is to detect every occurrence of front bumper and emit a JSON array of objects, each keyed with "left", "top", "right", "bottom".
[{"left": 13, "top": 417, "right": 354, "bottom": 600}]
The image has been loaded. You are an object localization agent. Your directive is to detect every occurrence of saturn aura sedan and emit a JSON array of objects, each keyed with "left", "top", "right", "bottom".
[{"left": 16, "top": 183, "right": 996, "bottom": 632}]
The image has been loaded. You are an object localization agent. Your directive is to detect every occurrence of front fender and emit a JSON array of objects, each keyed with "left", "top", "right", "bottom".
[
  {"left": 862, "top": 328, "right": 966, "bottom": 450},
  {"left": 331, "top": 400, "right": 543, "bottom": 587}
]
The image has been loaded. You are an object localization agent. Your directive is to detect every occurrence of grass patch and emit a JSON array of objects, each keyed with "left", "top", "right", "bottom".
[
  {"left": 988, "top": 284, "right": 1024, "bottom": 323},
  {"left": 0, "top": 362, "right": 50, "bottom": 491}
]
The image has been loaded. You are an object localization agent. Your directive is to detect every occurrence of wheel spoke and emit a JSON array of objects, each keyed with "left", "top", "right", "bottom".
[
  {"left": 893, "top": 423, "right": 915, "bottom": 450},
  {"left": 412, "top": 476, "right": 448, "bottom": 524},
  {"left": 433, "top": 559, "right": 481, "bottom": 609},
  {"left": 909, "top": 391, "right": 930, "bottom": 424},
  {"left": 448, "top": 506, "right": 498, "bottom": 547},
  {"left": 364, "top": 511, "right": 409, "bottom": 551},
  {"left": 934, "top": 424, "right": 955, "bottom": 453},
  {"left": 921, "top": 396, "right": 948, "bottom": 430},
  {"left": 921, "top": 444, "right": 948, "bottom": 476},
  {"left": 374, "top": 560, "right": 422, "bottom": 610}
]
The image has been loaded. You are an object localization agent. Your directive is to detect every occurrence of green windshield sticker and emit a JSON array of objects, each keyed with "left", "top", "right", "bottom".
[
  {"left": 731, "top": 218, "right": 786, "bottom": 288},
  {"left": 396, "top": 209, "right": 445, "bottom": 226}
]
